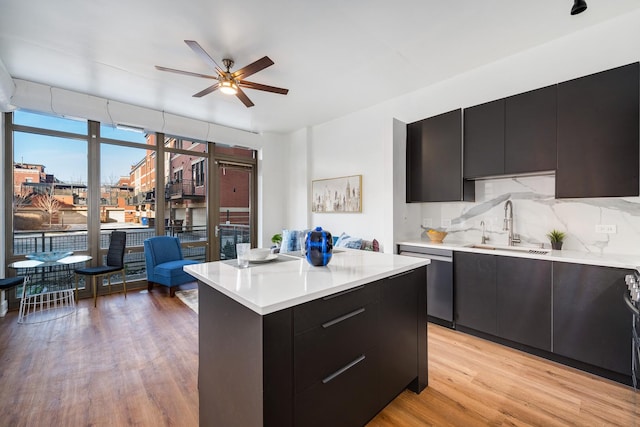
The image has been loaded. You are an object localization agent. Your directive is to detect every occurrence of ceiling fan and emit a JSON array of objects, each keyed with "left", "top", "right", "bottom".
[{"left": 155, "top": 40, "right": 289, "bottom": 108}]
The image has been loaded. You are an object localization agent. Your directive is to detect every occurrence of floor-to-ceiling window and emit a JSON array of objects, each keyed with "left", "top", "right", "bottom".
[
  {"left": 4, "top": 110, "right": 257, "bottom": 306},
  {"left": 10, "top": 111, "right": 89, "bottom": 253}
]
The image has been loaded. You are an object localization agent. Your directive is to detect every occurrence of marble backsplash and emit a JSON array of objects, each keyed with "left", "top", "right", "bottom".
[{"left": 419, "top": 175, "right": 640, "bottom": 256}]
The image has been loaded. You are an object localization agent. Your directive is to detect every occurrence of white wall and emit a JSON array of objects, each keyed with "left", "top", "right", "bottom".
[
  {"left": 308, "top": 107, "right": 392, "bottom": 248},
  {"left": 287, "top": 9, "right": 640, "bottom": 254}
]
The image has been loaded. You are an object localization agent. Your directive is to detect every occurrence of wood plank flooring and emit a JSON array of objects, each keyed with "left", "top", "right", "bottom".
[
  {"left": 0, "top": 289, "right": 199, "bottom": 426},
  {"left": 1, "top": 290, "right": 638, "bottom": 426},
  {"left": 369, "top": 324, "right": 639, "bottom": 427}
]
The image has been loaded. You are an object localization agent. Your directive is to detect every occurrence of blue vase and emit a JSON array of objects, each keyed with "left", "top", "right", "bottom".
[{"left": 304, "top": 227, "right": 333, "bottom": 266}]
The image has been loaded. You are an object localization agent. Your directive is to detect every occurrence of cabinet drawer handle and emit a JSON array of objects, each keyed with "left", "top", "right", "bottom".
[
  {"left": 322, "top": 355, "right": 366, "bottom": 384},
  {"left": 322, "top": 307, "right": 365, "bottom": 329},
  {"left": 322, "top": 285, "right": 365, "bottom": 301}
]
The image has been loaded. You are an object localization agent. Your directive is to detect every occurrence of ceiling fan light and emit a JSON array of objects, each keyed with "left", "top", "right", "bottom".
[
  {"left": 220, "top": 80, "right": 238, "bottom": 95},
  {"left": 571, "top": 0, "right": 587, "bottom": 15}
]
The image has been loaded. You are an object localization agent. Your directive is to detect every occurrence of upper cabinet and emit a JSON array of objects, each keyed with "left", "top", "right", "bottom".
[
  {"left": 556, "top": 63, "right": 639, "bottom": 198},
  {"left": 409, "top": 62, "right": 639, "bottom": 201},
  {"left": 464, "top": 85, "right": 557, "bottom": 179},
  {"left": 504, "top": 85, "right": 557, "bottom": 175},
  {"left": 463, "top": 99, "right": 504, "bottom": 179},
  {"left": 406, "top": 109, "right": 474, "bottom": 202}
]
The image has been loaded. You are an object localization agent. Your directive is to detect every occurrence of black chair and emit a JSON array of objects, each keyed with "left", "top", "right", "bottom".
[
  {"left": 0, "top": 276, "right": 24, "bottom": 293},
  {"left": 75, "top": 231, "right": 127, "bottom": 307},
  {"left": 1, "top": 276, "right": 24, "bottom": 314}
]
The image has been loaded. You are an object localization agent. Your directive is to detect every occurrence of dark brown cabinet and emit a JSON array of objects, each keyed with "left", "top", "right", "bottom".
[
  {"left": 406, "top": 109, "right": 474, "bottom": 202},
  {"left": 293, "top": 284, "right": 380, "bottom": 427},
  {"left": 553, "top": 262, "right": 633, "bottom": 376},
  {"left": 504, "top": 85, "right": 557, "bottom": 175},
  {"left": 463, "top": 99, "right": 504, "bottom": 179},
  {"left": 455, "top": 253, "right": 552, "bottom": 352},
  {"left": 496, "top": 256, "right": 551, "bottom": 351},
  {"left": 378, "top": 268, "right": 426, "bottom": 406},
  {"left": 199, "top": 266, "right": 428, "bottom": 427},
  {"left": 454, "top": 252, "right": 497, "bottom": 335},
  {"left": 294, "top": 267, "right": 427, "bottom": 426},
  {"left": 454, "top": 251, "right": 635, "bottom": 384},
  {"left": 556, "top": 62, "right": 639, "bottom": 198},
  {"left": 464, "top": 85, "right": 557, "bottom": 179}
]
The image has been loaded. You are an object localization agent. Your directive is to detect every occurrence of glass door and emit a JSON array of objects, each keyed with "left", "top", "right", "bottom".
[
  {"left": 163, "top": 136, "right": 208, "bottom": 264},
  {"left": 213, "top": 155, "right": 256, "bottom": 261}
]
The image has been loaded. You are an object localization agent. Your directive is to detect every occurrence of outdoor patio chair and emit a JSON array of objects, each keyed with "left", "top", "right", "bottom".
[{"left": 74, "top": 231, "right": 127, "bottom": 307}]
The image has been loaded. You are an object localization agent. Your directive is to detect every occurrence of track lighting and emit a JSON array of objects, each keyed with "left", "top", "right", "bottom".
[{"left": 571, "top": 0, "right": 587, "bottom": 15}]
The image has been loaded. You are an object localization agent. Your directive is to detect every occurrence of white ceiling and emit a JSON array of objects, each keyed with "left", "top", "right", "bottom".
[{"left": 1, "top": 0, "right": 640, "bottom": 134}]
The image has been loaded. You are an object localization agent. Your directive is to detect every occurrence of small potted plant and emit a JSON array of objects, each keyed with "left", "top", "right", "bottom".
[
  {"left": 546, "top": 229, "right": 566, "bottom": 250},
  {"left": 271, "top": 233, "right": 282, "bottom": 247}
]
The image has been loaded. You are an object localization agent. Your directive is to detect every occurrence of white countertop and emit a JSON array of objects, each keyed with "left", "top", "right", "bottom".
[
  {"left": 397, "top": 239, "right": 640, "bottom": 270},
  {"left": 184, "top": 249, "right": 430, "bottom": 315}
]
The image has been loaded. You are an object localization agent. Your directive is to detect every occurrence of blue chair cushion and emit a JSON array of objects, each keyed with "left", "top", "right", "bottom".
[{"left": 153, "top": 259, "right": 199, "bottom": 287}]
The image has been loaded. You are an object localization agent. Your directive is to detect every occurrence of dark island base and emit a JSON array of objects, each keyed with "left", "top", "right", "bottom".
[{"left": 199, "top": 266, "right": 428, "bottom": 427}]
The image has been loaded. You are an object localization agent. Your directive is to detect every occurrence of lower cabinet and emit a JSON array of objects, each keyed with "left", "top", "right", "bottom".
[
  {"left": 294, "top": 349, "right": 380, "bottom": 427},
  {"left": 454, "top": 254, "right": 633, "bottom": 382},
  {"left": 455, "top": 253, "right": 552, "bottom": 351},
  {"left": 553, "top": 262, "right": 633, "bottom": 376},
  {"left": 496, "top": 257, "right": 551, "bottom": 351},
  {"left": 454, "top": 252, "right": 497, "bottom": 335},
  {"left": 378, "top": 268, "right": 425, "bottom": 406},
  {"left": 199, "top": 267, "right": 427, "bottom": 427},
  {"left": 292, "top": 266, "right": 427, "bottom": 427}
]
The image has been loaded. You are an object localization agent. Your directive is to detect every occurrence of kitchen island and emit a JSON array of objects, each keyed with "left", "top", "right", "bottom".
[{"left": 184, "top": 249, "right": 430, "bottom": 427}]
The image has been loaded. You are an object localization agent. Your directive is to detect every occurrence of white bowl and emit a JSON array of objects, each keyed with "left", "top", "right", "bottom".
[{"left": 247, "top": 248, "right": 272, "bottom": 261}]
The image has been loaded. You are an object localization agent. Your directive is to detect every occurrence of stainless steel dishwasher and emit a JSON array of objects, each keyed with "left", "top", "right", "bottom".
[{"left": 399, "top": 245, "right": 453, "bottom": 327}]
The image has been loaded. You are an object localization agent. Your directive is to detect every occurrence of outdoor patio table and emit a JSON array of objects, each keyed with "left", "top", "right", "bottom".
[{"left": 9, "top": 254, "right": 92, "bottom": 324}]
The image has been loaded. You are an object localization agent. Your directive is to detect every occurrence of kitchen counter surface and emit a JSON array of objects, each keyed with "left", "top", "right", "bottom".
[
  {"left": 397, "top": 239, "right": 640, "bottom": 270},
  {"left": 184, "top": 249, "right": 430, "bottom": 315}
]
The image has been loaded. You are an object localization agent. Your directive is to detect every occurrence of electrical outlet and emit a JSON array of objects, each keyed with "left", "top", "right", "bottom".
[
  {"left": 441, "top": 218, "right": 451, "bottom": 228},
  {"left": 595, "top": 224, "right": 617, "bottom": 234},
  {"left": 422, "top": 218, "right": 432, "bottom": 228}
]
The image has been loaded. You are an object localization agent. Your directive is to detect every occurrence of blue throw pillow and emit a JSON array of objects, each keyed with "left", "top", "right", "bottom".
[
  {"left": 281, "top": 229, "right": 306, "bottom": 253},
  {"left": 335, "top": 232, "right": 349, "bottom": 247},
  {"left": 335, "top": 233, "right": 363, "bottom": 249}
]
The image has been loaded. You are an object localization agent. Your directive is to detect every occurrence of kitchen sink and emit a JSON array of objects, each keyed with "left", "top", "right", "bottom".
[{"left": 467, "top": 244, "right": 551, "bottom": 255}]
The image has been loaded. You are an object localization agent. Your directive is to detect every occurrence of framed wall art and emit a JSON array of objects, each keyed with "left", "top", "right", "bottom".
[{"left": 312, "top": 175, "right": 362, "bottom": 213}]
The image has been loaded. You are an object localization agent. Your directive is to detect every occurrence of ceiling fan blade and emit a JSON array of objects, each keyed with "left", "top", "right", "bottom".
[
  {"left": 235, "top": 87, "right": 255, "bottom": 108},
  {"left": 184, "top": 40, "right": 224, "bottom": 76},
  {"left": 193, "top": 83, "right": 220, "bottom": 98},
  {"left": 155, "top": 65, "right": 218, "bottom": 80},
  {"left": 239, "top": 80, "right": 289, "bottom": 95},
  {"left": 232, "top": 56, "right": 274, "bottom": 79}
]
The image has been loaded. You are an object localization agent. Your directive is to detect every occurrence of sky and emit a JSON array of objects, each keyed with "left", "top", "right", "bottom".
[{"left": 12, "top": 110, "right": 148, "bottom": 184}]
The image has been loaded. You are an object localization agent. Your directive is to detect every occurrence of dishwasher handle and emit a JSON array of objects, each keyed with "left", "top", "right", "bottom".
[{"left": 400, "top": 251, "right": 452, "bottom": 263}]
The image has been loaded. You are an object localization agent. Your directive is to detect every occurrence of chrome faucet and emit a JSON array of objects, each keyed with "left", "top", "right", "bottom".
[
  {"left": 503, "top": 200, "right": 521, "bottom": 246},
  {"left": 480, "top": 220, "right": 489, "bottom": 244}
]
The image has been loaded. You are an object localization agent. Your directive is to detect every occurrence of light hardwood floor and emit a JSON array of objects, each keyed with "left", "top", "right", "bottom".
[{"left": 0, "top": 290, "right": 638, "bottom": 426}]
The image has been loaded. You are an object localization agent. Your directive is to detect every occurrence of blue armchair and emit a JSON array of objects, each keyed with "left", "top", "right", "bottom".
[{"left": 143, "top": 236, "right": 199, "bottom": 297}]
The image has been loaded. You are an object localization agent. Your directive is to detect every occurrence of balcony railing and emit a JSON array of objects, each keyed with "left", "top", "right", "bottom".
[
  {"left": 11, "top": 223, "right": 251, "bottom": 272},
  {"left": 165, "top": 179, "right": 205, "bottom": 200}
]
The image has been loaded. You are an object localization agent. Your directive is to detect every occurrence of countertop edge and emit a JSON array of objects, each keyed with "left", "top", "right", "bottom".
[
  {"left": 397, "top": 240, "right": 640, "bottom": 270},
  {"left": 185, "top": 254, "right": 430, "bottom": 316}
]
